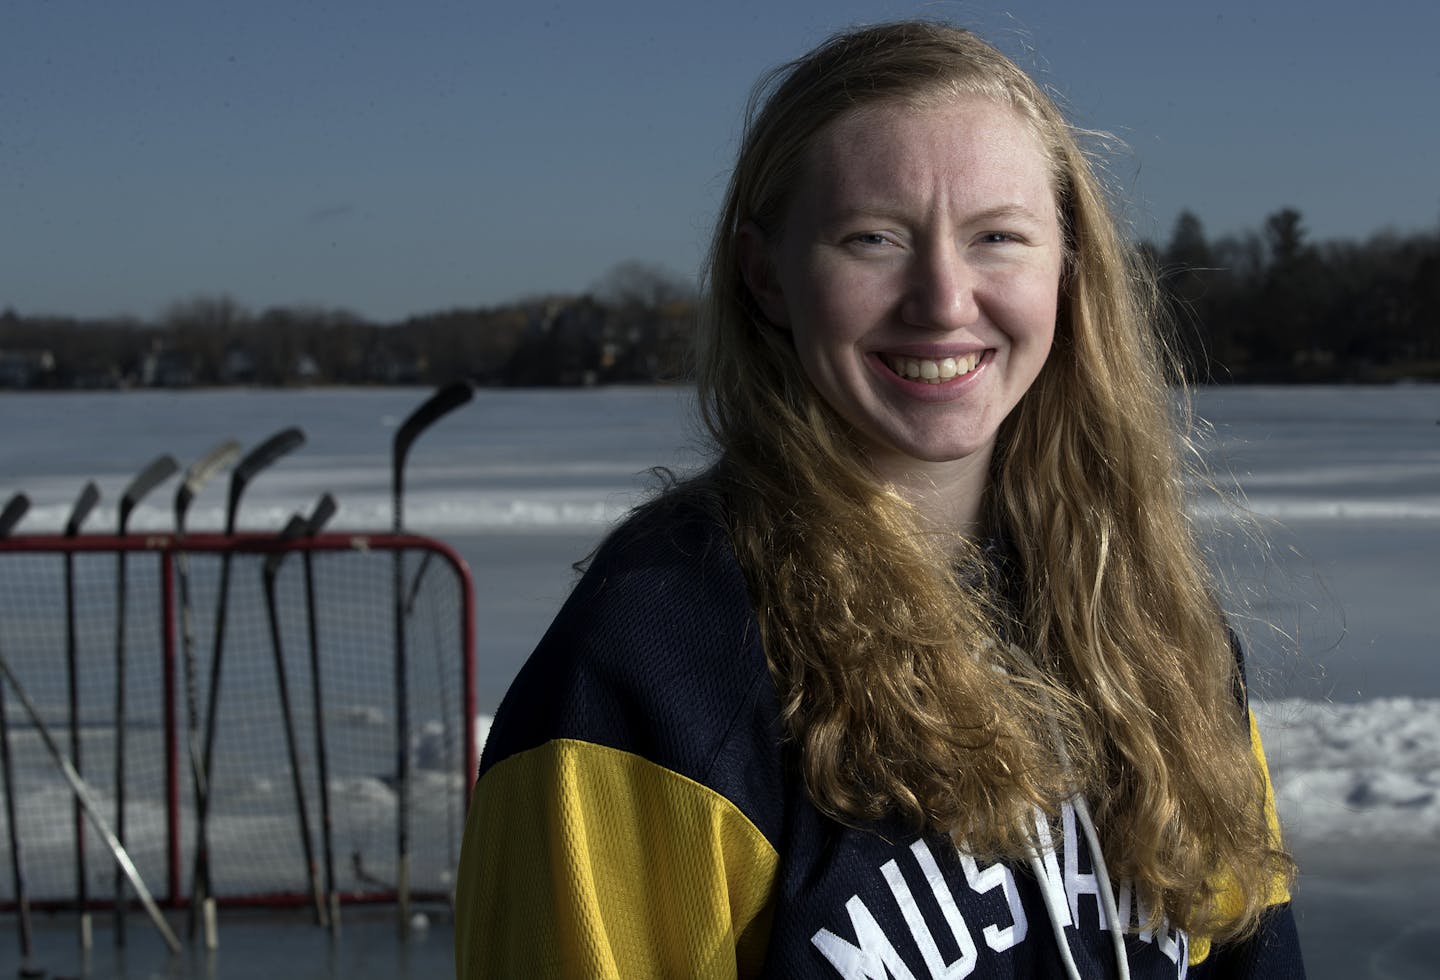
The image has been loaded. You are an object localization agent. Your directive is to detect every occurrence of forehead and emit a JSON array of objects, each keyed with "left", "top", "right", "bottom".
[{"left": 800, "top": 95, "right": 1058, "bottom": 213}]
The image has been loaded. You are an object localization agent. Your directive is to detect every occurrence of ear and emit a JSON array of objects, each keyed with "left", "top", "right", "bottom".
[{"left": 736, "top": 221, "right": 791, "bottom": 328}]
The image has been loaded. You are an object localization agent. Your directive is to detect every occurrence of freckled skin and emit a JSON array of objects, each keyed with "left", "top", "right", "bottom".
[{"left": 743, "top": 97, "right": 1063, "bottom": 518}]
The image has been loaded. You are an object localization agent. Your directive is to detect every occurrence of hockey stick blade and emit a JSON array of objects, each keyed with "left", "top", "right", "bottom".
[
  {"left": 228, "top": 428, "right": 305, "bottom": 534},
  {"left": 392, "top": 382, "right": 475, "bottom": 515},
  {"left": 0, "top": 494, "right": 29, "bottom": 538},
  {"left": 176, "top": 439, "right": 242, "bottom": 527},
  {"left": 394, "top": 380, "right": 476, "bottom": 463},
  {"left": 307, "top": 493, "right": 338, "bottom": 536},
  {"left": 119, "top": 455, "right": 180, "bottom": 531},
  {"left": 65, "top": 482, "right": 101, "bottom": 537},
  {"left": 263, "top": 513, "right": 310, "bottom": 580}
]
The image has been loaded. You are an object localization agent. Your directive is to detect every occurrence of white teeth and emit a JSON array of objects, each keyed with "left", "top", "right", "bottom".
[{"left": 885, "top": 353, "right": 981, "bottom": 384}]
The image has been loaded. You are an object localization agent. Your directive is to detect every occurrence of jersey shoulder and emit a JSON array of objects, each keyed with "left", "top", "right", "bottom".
[{"left": 480, "top": 493, "right": 781, "bottom": 822}]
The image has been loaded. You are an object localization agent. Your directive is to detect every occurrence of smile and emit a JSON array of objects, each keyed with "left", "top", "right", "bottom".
[{"left": 880, "top": 352, "right": 983, "bottom": 384}]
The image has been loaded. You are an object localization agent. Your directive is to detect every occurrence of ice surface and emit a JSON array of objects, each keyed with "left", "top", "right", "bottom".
[{"left": 1256, "top": 698, "right": 1440, "bottom": 847}]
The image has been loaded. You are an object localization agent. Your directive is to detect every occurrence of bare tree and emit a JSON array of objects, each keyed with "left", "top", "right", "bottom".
[{"left": 591, "top": 261, "right": 695, "bottom": 310}]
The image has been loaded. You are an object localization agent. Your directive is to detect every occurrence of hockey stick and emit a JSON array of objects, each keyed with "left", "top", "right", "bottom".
[
  {"left": 261, "top": 513, "right": 326, "bottom": 926},
  {"left": 113, "top": 454, "right": 179, "bottom": 946},
  {"left": 192, "top": 427, "right": 304, "bottom": 948},
  {"left": 64, "top": 480, "right": 100, "bottom": 952},
  {"left": 0, "top": 650, "right": 181, "bottom": 956},
  {"left": 0, "top": 494, "right": 38, "bottom": 973},
  {"left": 391, "top": 380, "right": 474, "bottom": 930},
  {"left": 300, "top": 493, "right": 340, "bottom": 932},
  {"left": 173, "top": 440, "right": 240, "bottom": 942}
]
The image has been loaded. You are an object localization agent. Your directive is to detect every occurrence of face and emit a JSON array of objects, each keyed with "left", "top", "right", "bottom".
[{"left": 743, "top": 96, "right": 1063, "bottom": 484}]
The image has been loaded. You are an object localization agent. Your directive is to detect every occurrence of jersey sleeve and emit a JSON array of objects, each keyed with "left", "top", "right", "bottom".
[
  {"left": 454, "top": 738, "right": 779, "bottom": 979},
  {"left": 453, "top": 499, "right": 786, "bottom": 978},
  {"left": 1186, "top": 709, "right": 1306, "bottom": 977}
]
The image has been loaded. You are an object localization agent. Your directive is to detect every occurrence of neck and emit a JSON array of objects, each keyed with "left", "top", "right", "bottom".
[{"left": 870, "top": 446, "right": 994, "bottom": 546}]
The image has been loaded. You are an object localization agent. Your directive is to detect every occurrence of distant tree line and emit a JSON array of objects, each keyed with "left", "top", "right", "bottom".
[
  {"left": 0, "top": 261, "right": 695, "bottom": 390},
  {"left": 1149, "top": 208, "right": 1438, "bottom": 382},
  {"left": 2, "top": 214, "right": 1437, "bottom": 390}
]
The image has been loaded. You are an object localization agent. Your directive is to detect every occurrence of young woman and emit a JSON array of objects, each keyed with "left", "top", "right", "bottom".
[{"left": 456, "top": 22, "right": 1303, "bottom": 979}]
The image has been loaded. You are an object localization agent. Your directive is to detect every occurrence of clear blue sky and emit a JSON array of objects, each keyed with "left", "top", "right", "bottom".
[{"left": 3, "top": 0, "right": 1437, "bottom": 322}]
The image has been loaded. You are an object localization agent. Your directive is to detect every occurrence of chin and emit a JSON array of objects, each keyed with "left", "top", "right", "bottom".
[{"left": 862, "top": 429, "right": 996, "bottom": 468}]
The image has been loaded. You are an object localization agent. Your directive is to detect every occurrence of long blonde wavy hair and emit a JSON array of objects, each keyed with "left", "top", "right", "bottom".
[{"left": 688, "top": 21, "right": 1293, "bottom": 941}]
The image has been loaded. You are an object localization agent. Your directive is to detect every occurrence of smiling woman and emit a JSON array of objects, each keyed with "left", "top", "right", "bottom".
[{"left": 455, "top": 21, "right": 1305, "bottom": 980}]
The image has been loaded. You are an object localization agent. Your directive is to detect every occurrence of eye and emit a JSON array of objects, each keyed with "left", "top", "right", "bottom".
[
  {"left": 850, "top": 232, "right": 891, "bottom": 246},
  {"left": 978, "top": 231, "right": 1023, "bottom": 245}
]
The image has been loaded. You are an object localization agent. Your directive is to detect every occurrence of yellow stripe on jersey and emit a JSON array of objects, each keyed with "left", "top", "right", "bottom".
[
  {"left": 455, "top": 738, "right": 780, "bottom": 979},
  {"left": 1187, "top": 708, "right": 1291, "bottom": 966}
]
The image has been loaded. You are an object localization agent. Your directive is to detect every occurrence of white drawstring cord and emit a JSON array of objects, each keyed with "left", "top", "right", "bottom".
[
  {"left": 1026, "top": 843, "right": 1086, "bottom": 980},
  {"left": 1023, "top": 800, "right": 1132, "bottom": 980},
  {"left": 1006, "top": 643, "right": 1133, "bottom": 979},
  {"left": 1072, "top": 793, "right": 1132, "bottom": 980}
]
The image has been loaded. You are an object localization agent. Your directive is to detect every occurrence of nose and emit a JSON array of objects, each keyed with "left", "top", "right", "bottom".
[{"left": 900, "top": 244, "right": 980, "bottom": 331}]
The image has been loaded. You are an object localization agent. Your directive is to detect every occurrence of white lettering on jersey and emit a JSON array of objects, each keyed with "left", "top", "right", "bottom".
[
  {"left": 812, "top": 894, "right": 919, "bottom": 980},
  {"left": 1115, "top": 877, "right": 1189, "bottom": 970},
  {"left": 811, "top": 829, "right": 1192, "bottom": 980},
  {"left": 1061, "top": 801, "right": 1108, "bottom": 928},
  {"left": 904, "top": 841, "right": 979, "bottom": 977},
  {"left": 957, "top": 851, "right": 1027, "bottom": 952},
  {"left": 1156, "top": 915, "right": 1181, "bottom": 964},
  {"left": 1030, "top": 807, "right": 1073, "bottom": 928}
]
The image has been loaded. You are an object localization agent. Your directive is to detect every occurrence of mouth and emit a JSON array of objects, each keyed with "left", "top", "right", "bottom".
[{"left": 879, "top": 351, "right": 984, "bottom": 384}]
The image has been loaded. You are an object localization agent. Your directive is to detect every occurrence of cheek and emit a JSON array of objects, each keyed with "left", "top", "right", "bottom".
[
  {"left": 1016, "top": 270, "right": 1061, "bottom": 347},
  {"left": 1023, "top": 298, "right": 1060, "bottom": 387},
  {"left": 789, "top": 316, "right": 842, "bottom": 393},
  {"left": 785, "top": 268, "right": 861, "bottom": 356},
  {"left": 1034, "top": 300, "right": 1059, "bottom": 352},
  {"left": 997, "top": 275, "right": 1060, "bottom": 398}
]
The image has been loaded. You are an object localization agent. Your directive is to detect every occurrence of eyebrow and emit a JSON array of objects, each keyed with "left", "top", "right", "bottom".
[
  {"left": 823, "top": 201, "right": 1051, "bottom": 226},
  {"left": 964, "top": 203, "right": 1049, "bottom": 225}
]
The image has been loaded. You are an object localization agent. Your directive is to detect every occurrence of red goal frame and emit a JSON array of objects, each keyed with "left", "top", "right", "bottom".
[{"left": 0, "top": 529, "right": 476, "bottom": 912}]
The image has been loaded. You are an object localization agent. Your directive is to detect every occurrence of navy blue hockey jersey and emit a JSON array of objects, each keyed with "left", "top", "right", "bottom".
[{"left": 455, "top": 500, "right": 1303, "bottom": 978}]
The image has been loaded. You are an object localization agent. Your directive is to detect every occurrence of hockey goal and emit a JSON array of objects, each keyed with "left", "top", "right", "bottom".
[{"left": 0, "top": 529, "right": 475, "bottom": 918}]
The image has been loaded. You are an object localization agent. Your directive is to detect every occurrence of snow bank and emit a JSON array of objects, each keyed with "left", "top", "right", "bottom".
[{"left": 1255, "top": 698, "right": 1440, "bottom": 846}]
